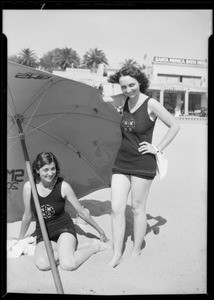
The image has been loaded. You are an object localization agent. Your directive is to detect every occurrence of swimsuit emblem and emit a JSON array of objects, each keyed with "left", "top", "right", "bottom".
[
  {"left": 121, "top": 118, "right": 136, "bottom": 132},
  {"left": 41, "top": 204, "right": 55, "bottom": 219}
]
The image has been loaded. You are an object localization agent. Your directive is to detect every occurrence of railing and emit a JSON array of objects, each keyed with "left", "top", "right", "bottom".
[
  {"left": 177, "top": 116, "right": 207, "bottom": 123},
  {"left": 156, "top": 116, "right": 208, "bottom": 123}
]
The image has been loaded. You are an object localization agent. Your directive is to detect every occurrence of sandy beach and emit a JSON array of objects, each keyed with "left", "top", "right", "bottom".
[{"left": 6, "top": 120, "right": 207, "bottom": 295}]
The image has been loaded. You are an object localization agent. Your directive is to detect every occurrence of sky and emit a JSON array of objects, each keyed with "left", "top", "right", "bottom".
[{"left": 3, "top": 9, "right": 213, "bottom": 68}]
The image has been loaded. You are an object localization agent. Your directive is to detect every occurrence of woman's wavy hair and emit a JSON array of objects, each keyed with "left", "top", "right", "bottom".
[
  {"left": 32, "top": 152, "right": 61, "bottom": 180},
  {"left": 108, "top": 65, "right": 150, "bottom": 94}
]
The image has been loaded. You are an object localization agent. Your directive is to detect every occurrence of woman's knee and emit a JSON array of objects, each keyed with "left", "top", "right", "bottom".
[
  {"left": 60, "top": 257, "right": 77, "bottom": 271},
  {"left": 111, "top": 203, "right": 126, "bottom": 217},
  {"left": 34, "top": 240, "right": 58, "bottom": 271},
  {"left": 111, "top": 197, "right": 127, "bottom": 217},
  {"left": 35, "top": 256, "right": 51, "bottom": 271},
  {"left": 132, "top": 198, "right": 147, "bottom": 214}
]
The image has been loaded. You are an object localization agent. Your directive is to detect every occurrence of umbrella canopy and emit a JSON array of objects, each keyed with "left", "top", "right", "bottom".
[{"left": 7, "top": 62, "right": 121, "bottom": 222}]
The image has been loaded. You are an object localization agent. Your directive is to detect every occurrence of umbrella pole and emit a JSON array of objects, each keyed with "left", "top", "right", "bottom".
[{"left": 16, "top": 119, "right": 64, "bottom": 294}]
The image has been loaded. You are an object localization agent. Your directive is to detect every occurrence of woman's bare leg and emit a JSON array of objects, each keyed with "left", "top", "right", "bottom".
[
  {"left": 130, "top": 176, "right": 153, "bottom": 257},
  {"left": 109, "top": 174, "right": 131, "bottom": 268},
  {"left": 57, "top": 233, "right": 107, "bottom": 271},
  {"left": 34, "top": 240, "right": 58, "bottom": 271}
]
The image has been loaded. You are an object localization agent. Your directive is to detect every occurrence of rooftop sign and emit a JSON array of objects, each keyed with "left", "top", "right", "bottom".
[
  {"left": 153, "top": 56, "right": 207, "bottom": 66},
  {"left": 162, "top": 86, "right": 186, "bottom": 91}
]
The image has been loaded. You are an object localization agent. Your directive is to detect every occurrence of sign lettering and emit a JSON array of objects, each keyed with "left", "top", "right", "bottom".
[
  {"left": 15, "top": 72, "right": 52, "bottom": 80},
  {"left": 162, "top": 86, "right": 186, "bottom": 91},
  {"left": 7, "top": 169, "right": 25, "bottom": 190},
  {"left": 154, "top": 56, "right": 206, "bottom": 66}
]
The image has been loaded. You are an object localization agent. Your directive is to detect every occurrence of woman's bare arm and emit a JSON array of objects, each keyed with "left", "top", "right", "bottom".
[
  {"left": 18, "top": 181, "right": 33, "bottom": 239},
  {"left": 62, "top": 181, "right": 108, "bottom": 242}
]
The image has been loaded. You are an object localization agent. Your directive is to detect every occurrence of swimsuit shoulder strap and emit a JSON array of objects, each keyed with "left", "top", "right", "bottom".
[{"left": 123, "top": 97, "right": 129, "bottom": 111}]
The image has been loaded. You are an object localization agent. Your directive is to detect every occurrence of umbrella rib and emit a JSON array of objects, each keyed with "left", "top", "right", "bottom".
[
  {"left": 21, "top": 77, "right": 119, "bottom": 125},
  {"left": 21, "top": 78, "right": 69, "bottom": 117},
  {"left": 23, "top": 122, "right": 109, "bottom": 185},
  {"left": 7, "top": 84, "right": 17, "bottom": 116},
  {"left": 7, "top": 103, "right": 22, "bottom": 142},
  {"left": 7, "top": 138, "right": 20, "bottom": 150},
  {"left": 7, "top": 132, "right": 19, "bottom": 139},
  {"left": 24, "top": 113, "right": 65, "bottom": 136},
  {"left": 21, "top": 110, "right": 119, "bottom": 137},
  {"left": 23, "top": 81, "right": 53, "bottom": 134},
  {"left": 21, "top": 78, "right": 55, "bottom": 115},
  {"left": 24, "top": 111, "right": 120, "bottom": 127},
  {"left": 7, "top": 98, "right": 18, "bottom": 125}
]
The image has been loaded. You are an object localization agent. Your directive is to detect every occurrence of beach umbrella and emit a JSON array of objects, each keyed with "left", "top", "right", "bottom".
[
  {"left": 7, "top": 61, "right": 121, "bottom": 221},
  {"left": 7, "top": 61, "right": 121, "bottom": 293}
]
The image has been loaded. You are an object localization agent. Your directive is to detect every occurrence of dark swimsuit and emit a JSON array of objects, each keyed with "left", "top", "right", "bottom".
[
  {"left": 112, "top": 97, "right": 157, "bottom": 179},
  {"left": 31, "top": 177, "right": 77, "bottom": 243}
]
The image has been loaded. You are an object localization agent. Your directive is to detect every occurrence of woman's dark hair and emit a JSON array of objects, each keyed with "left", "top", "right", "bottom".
[
  {"left": 108, "top": 65, "right": 149, "bottom": 94},
  {"left": 32, "top": 152, "right": 61, "bottom": 179}
]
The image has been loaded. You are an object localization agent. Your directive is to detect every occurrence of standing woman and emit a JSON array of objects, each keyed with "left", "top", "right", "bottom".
[
  {"left": 18, "top": 152, "right": 108, "bottom": 271},
  {"left": 104, "top": 66, "right": 180, "bottom": 267}
]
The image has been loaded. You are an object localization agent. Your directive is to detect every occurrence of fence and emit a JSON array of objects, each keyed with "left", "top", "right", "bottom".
[
  {"left": 156, "top": 116, "right": 208, "bottom": 123},
  {"left": 176, "top": 116, "right": 208, "bottom": 123}
]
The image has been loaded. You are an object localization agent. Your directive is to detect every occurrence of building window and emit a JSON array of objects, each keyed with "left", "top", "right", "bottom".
[
  {"left": 189, "top": 94, "right": 201, "bottom": 112},
  {"left": 164, "top": 92, "right": 177, "bottom": 113},
  {"left": 157, "top": 74, "right": 202, "bottom": 87},
  {"left": 157, "top": 74, "right": 180, "bottom": 84},
  {"left": 182, "top": 76, "right": 201, "bottom": 86}
]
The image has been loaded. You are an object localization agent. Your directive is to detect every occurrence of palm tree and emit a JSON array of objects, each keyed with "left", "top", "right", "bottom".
[
  {"left": 8, "top": 55, "right": 19, "bottom": 63},
  {"left": 120, "top": 59, "right": 140, "bottom": 69},
  {"left": 39, "top": 48, "right": 61, "bottom": 73},
  {"left": 17, "top": 48, "right": 38, "bottom": 67},
  {"left": 54, "top": 47, "right": 80, "bottom": 70},
  {"left": 82, "top": 48, "right": 108, "bottom": 72},
  {"left": 40, "top": 54, "right": 54, "bottom": 73}
]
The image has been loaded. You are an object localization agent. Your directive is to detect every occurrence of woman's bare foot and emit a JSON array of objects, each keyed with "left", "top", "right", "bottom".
[
  {"left": 108, "top": 254, "right": 122, "bottom": 268},
  {"left": 130, "top": 250, "right": 141, "bottom": 257},
  {"left": 91, "top": 239, "right": 111, "bottom": 252}
]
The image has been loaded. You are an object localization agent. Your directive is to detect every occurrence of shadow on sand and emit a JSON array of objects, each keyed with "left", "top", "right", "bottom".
[
  {"left": 65, "top": 199, "right": 167, "bottom": 251},
  {"left": 124, "top": 209, "right": 167, "bottom": 253}
]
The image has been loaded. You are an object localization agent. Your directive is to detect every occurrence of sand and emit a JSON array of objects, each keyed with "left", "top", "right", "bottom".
[{"left": 6, "top": 120, "right": 207, "bottom": 295}]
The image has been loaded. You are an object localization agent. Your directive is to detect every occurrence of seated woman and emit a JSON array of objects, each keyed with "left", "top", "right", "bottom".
[{"left": 18, "top": 151, "right": 108, "bottom": 271}]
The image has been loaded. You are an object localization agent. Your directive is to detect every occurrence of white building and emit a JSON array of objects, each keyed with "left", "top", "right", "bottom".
[
  {"left": 147, "top": 56, "right": 208, "bottom": 116},
  {"left": 53, "top": 57, "right": 208, "bottom": 116}
]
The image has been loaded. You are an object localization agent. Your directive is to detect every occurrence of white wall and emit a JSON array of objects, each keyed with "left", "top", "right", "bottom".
[{"left": 152, "top": 64, "right": 208, "bottom": 84}]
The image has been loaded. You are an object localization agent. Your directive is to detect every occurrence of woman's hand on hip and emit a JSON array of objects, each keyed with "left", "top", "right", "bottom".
[{"left": 138, "top": 142, "right": 156, "bottom": 155}]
